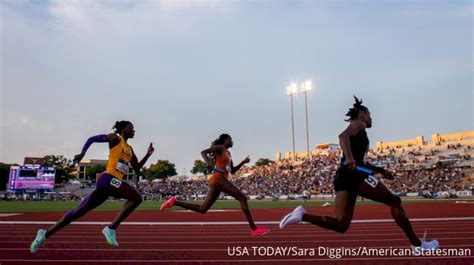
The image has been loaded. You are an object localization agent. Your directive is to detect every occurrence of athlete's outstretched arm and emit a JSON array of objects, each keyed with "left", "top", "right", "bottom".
[
  {"left": 73, "top": 134, "right": 119, "bottom": 163},
  {"left": 365, "top": 162, "right": 394, "bottom": 179},
  {"left": 338, "top": 120, "right": 365, "bottom": 170},
  {"left": 231, "top": 156, "right": 250, "bottom": 174},
  {"left": 130, "top": 143, "right": 154, "bottom": 173}
]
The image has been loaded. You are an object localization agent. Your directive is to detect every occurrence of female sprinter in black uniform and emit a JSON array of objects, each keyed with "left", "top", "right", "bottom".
[
  {"left": 279, "top": 97, "right": 438, "bottom": 251},
  {"left": 160, "top": 134, "right": 269, "bottom": 236},
  {"left": 30, "top": 121, "right": 154, "bottom": 252}
]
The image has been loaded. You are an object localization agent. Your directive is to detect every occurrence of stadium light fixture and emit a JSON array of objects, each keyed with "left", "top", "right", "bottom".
[
  {"left": 287, "top": 82, "right": 298, "bottom": 159},
  {"left": 300, "top": 80, "right": 312, "bottom": 157}
]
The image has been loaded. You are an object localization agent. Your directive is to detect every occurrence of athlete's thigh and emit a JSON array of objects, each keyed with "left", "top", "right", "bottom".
[
  {"left": 356, "top": 176, "right": 395, "bottom": 206},
  {"left": 216, "top": 177, "right": 245, "bottom": 199},
  {"left": 107, "top": 178, "right": 141, "bottom": 201},
  {"left": 72, "top": 189, "right": 108, "bottom": 214}
]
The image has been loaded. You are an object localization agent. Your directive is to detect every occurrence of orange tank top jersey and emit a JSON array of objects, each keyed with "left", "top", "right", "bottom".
[
  {"left": 105, "top": 135, "right": 133, "bottom": 180},
  {"left": 208, "top": 150, "right": 231, "bottom": 185}
]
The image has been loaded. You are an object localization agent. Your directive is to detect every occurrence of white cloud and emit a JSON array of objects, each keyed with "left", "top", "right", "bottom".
[
  {"left": 45, "top": 0, "right": 233, "bottom": 31},
  {"left": 48, "top": 0, "right": 93, "bottom": 30}
]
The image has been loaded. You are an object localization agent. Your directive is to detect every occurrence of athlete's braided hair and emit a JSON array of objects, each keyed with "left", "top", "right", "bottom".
[
  {"left": 113, "top": 121, "right": 131, "bottom": 134},
  {"left": 345, "top": 96, "right": 369, "bottom": 122}
]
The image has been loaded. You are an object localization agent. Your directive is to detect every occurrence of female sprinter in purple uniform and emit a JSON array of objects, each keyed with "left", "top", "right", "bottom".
[
  {"left": 279, "top": 97, "right": 439, "bottom": 252},
  {"left": 30, "top": 121, "right": 154, "bottom": 252}
]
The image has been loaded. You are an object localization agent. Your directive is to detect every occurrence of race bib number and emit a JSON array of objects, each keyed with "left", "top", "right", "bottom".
[
  {"left": 110, "top": 178, "right": 122, "bottom": 189},
  {"left": 364, "top": 175, "right": 379, "bottom": 188},
  {"left": 115, "top": 159, "right": 129, "bottom": 174}
]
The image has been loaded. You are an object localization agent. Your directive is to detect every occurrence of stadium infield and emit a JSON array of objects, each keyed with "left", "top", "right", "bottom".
[{"left": 0, "top": 201, "right": 473, "bottom": 264}]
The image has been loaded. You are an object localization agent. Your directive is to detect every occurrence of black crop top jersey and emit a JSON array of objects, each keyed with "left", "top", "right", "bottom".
[{"left": 341, "top": 129, "right": 369, "bottom": 166}]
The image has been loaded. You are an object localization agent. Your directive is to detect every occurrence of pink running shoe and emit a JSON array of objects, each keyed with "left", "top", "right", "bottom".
[
  {"left": 250, "top": 227, "right": 269, "bottom": 236},
  {"left": 160, "top": 196, "right": 176, "bottom": 211}
]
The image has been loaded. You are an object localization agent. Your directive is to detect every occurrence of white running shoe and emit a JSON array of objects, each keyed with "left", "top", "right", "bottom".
[
  {"left": 279, "top": 206, "right": 305, "bottom": 229},
  {"left": 411, "top": 231, "right": 439, "bottom": 255}
]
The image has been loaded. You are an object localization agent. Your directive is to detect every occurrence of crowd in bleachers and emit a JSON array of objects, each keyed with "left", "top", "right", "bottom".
[
  {"left": 139, "top": 179, "right": 209, "bottom": 201},
  {"left": 2, "top": 192, "right": 80, "bottom": 201},
  {"left": 136, "top": 142, "right": 473, "bottom": 199},
  {"left": 4, "top": 141, "right": 472, "bottom": 201}
]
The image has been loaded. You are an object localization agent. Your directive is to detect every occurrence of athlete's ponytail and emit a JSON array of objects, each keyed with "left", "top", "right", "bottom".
[{"left": 212, "top": 133, "right": 231, "bottom": 146}]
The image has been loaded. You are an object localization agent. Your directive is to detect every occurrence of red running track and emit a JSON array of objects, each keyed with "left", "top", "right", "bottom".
[{"left": 0, "top": 203, "right": 473, "bottom": 265}]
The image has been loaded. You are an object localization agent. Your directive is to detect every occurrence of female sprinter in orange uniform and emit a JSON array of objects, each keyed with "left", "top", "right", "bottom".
[
  {"left": 160, "top": 133, "right": 269, "bottom": 236},
  {"left": 30, "top": 121, "right": 154, "bottom": 252}
]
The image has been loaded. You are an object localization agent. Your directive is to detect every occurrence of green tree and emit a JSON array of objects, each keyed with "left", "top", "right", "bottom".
[
  {"left": 144, "top": 160, "right": 177, "bottom": 179},
  {"left": 190, "top": 160, "right": 208, "bottom": 175},
  {"left": 0, "top": 163, "right": 11, "bottom": 191},
  {"left": 43, "top": 155, "right": 74, "bottom": 184},
  {"left": 255, "top": 158, "right": 275, "bottom": 167},
  {"left": 85, "top": 165, "right": 106, "bottom": 181}
]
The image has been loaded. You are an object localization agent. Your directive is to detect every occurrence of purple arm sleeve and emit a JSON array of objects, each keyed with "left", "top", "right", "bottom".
[{"left": 81, "top": 134, "right": 108, "bottom": 154}]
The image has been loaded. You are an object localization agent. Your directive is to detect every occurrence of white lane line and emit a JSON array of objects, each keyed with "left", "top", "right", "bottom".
[
  {"left": 2, "top": 222, "right": 472, "bottom": 231},
  {"left": 173, "top": 210, "right": 241, "bottom": 212},
  {"left": 1, "top": 220, "right": 473, "bottom": 228},
  {"left": 0, "top": 213, "right": 23, "bottom": 217},
  {"left": 3, "top": 223, "right": 474, "bottom": 232},
  {"left": 3, "top": 223, "right": 472, "bottom": 230},
  {"left": 0, "top": 256, "right": 473, "bottom": 263},
  {"left": 0, "top": 237, "right": 470, "bottom": 244},
  {"left": 8, "top": 231, "right": 474, "bottom": 239},
  {"left": 0, "top": 216, "right": 473, "bottom": 225},
  {"left": 1, "top": 245, "right": 474, "bottom": 251},
  {"left": 0, "top": 227, "right": 471, "bottom": 235}
]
